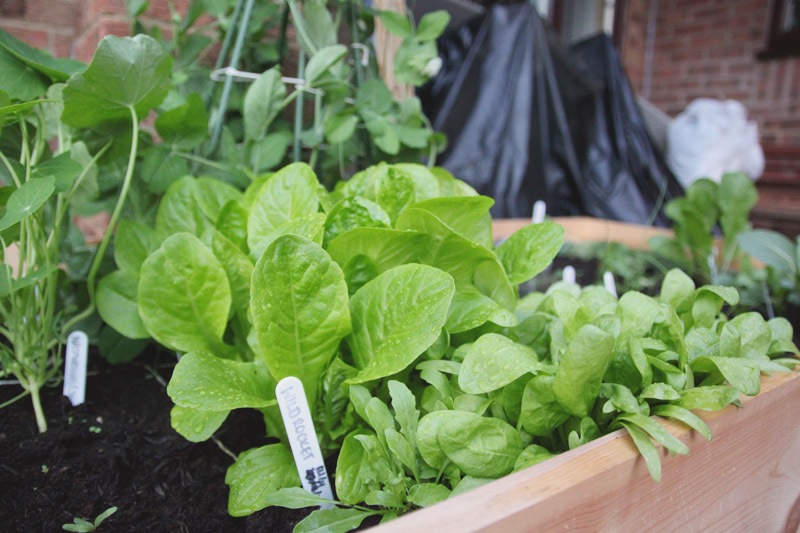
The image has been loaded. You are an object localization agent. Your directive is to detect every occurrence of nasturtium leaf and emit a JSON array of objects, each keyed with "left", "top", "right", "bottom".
[
  {"left": 410, "top": 195, "right": 494, "bottom": 248},
  {"left": 497, "top": 222, "right": 564, "bottom": 284},
  {"left": 251, "top": 235, "right": 350, "bottom": 401},
  {"left": 327, "top": 227, "right": 431, "bottom": 273},
  {"left": 62, "top": 35, "right": 172, "bottom": 126},
  {"left": 459, "top": 333, "right": 544, "bottom": 394},
  {"left": 346, "top": 264, "right": 455, "bottom": 384},
  {"left": 96, "top": 269, "right": 149, "bottom": 339},
  {"left": 437, "top": 410, "right": 522, "bottom": 478},
  {"left": 225, "top": 444, "right": 300, "bottom": 516},
  {"left": 305, "top": 44, "right": 347, "bottom": 85},
  {"left": 519, "top": 375, "right": 570, "bottom": 436},
  {"left": 247, "top": 162, "right": 319, "bottom": 254},
  {"left": 155, "top": 92, "right": 209, "bottom": 150},
  {"left": 0, "top": 46, "right": 48, "bottom": 100},
  {"left": 168, "top": 351, "right": 276, "bottom": 410},
  {"left": 170, "top": 405, "right": 229, "bottom": 443},
  {"left": 114, "top": 218, "right": 161, "bottom": 273},
  {"left": 243, "top": 67, "right": 286, "bottom": 141},
  {"left": 323, "top": 196, "right": 390, "bottom": 245},
  {"left": 293, "top": 508, "right": 378, "bottom": 533},
  {"left": 138, "top": 233, "right": 232, "bottom": 354},
  {"left": 552, "top": 324, "right": 615, "bottom": 417},
  {"left": 0, "top": 28, "right": 84, "bottom": 81},
  {"left": 0, "top": 175, "right": 54, "bottom": 231}
]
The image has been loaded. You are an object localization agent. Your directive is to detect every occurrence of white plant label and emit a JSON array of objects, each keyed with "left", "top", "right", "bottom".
[
  {"left": 532, "top": 200, "right": 546, "bottom": 224},
  {"left": 63, "top": 331, "right": 88, "bottom": 406},
  {"left": 562, "top": 265, "right": 576, "bottom": 284},
  {"left": 603, "top": 271, "right": 618, "bottom": 298},
  {"left": 276, "top": 376, "right": 334, "bottom": 507}
]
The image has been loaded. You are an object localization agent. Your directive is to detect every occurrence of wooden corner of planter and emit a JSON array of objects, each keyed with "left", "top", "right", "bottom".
[{"left": 370, "top": 371, "right": 800, "bottom": 532}]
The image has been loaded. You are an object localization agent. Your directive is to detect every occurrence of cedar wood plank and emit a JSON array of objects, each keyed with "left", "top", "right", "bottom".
[{"left": 370, "top": 371, "right": 800, "bottom": 532}]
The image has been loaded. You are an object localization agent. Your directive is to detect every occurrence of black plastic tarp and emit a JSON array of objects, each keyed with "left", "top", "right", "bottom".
[{"left": 419, "top": 4, "right": 683, "bottom": 225}]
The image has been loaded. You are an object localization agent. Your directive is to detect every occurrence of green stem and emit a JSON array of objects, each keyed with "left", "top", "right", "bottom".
[
  {"left": 30, "top": 385, "right": 47, "bottom": 433},
  {"left": 63, "top": 107, "right": 139, "bottom": 334},
  {"left": 207, "top": 0, "right": 256, "bottom": 156},
  {"left": 0, "top": 150, "right": 21, "bottom": 187},
  {"left": 175, "top": 151, "right": 230, "bottom": 171},
  {"left": 0, "top": 388, "right": 30, "bottom": 409},
  {"left": 293, "top": 48, "right": 306, "bottom": 163}
]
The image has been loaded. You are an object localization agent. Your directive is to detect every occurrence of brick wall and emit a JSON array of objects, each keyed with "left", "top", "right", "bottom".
[
  {"left": 620, "top": 0, "right": 800, "bottom": 146},
  {"left": 0, "top": 0, "right": 195, "bottom": 62}
]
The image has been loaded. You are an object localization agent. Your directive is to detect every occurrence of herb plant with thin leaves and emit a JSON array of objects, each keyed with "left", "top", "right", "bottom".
[{"left": 0, "top": 34, "right": 172, "bottom": 431}]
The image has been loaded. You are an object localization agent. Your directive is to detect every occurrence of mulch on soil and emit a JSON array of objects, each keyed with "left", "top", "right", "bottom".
[{"left": 0, "top": 349, "right": 309, "bottom": 532}]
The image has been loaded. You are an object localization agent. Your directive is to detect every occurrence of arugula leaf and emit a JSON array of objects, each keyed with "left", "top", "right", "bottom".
[{"left": 552, "top": 324, "right": 615, "bottom": 417}]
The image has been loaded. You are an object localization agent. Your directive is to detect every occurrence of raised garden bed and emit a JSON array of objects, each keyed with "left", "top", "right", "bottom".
[{"left": 371, "top": 370, "right": 800, "bottom": 532}]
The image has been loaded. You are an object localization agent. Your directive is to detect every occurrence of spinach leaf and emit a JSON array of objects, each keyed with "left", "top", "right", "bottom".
[
  {"left": 458, "top": 333, "right": 545, "bottom": 394},
  {"left": 552, "top": 324, "right": 615, "bottom": 417}
]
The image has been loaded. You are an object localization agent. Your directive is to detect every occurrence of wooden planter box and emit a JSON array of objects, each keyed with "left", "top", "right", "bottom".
[
  {"left": 374, "top": 371, "right": 800, "bottom": 532},
  {"left": 371, "top": 217, "right": 800, "bottom": 532}
]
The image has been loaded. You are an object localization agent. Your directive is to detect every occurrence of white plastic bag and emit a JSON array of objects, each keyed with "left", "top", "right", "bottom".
[{"left": 666, "top": 98, "right": 764, "bottom": 188}]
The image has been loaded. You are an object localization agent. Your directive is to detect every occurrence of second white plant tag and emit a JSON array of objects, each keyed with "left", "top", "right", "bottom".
[
  {"left": 63, "top": 331, "right": 88, "bottom": 406},
  {"left": 276, "top": 376, "right": 334, "bottom": 507}
]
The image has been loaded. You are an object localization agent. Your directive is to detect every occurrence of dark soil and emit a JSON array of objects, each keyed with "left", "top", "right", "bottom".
[{"left": 0, "top": 349, "right": 311, "bottom": 532}]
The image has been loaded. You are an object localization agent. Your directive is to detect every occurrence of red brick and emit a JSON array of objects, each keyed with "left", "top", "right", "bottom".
[{"left": 0, "top": 25, "right": 49, "bottom": 48}]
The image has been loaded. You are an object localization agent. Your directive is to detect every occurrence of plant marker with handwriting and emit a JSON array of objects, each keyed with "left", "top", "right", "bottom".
[
  {"left": 63, "top": 331, "right": 88, "bottom": 406},
  {"left": 563, "top": 265, "right": 576, "bottom": 284},
  {"left": 603, "top": 271, "right": 618, "bottom": 298},
  {"left": 276, "top": 376, "right": 334, "bottom": 508}
]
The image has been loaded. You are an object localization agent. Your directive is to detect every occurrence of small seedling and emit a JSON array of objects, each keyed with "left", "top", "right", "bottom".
[
  {"left": 62, "top": 506, "right": 117, "bottom": 532},
  {"left": 88, "top": 426, "right": 102, "bottom": 434},
  {"left": 41, "top": 465, "right": 49, "bottom": 473}
]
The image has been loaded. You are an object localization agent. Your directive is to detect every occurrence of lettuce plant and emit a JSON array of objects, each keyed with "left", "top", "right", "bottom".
[
  {"left": 0, "top": 34, "right": 171, "bottom": 431},
  {"left": 103, "top": 161, "right": 797, "bottom": 530}
]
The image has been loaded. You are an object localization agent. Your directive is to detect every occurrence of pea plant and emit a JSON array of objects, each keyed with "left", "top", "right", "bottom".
[
  {"left": 0, "top": 33, "right": 172, "bottom": 431},
  {"left": 100, "top": 159, "right": 798, "bottom": 530}
]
